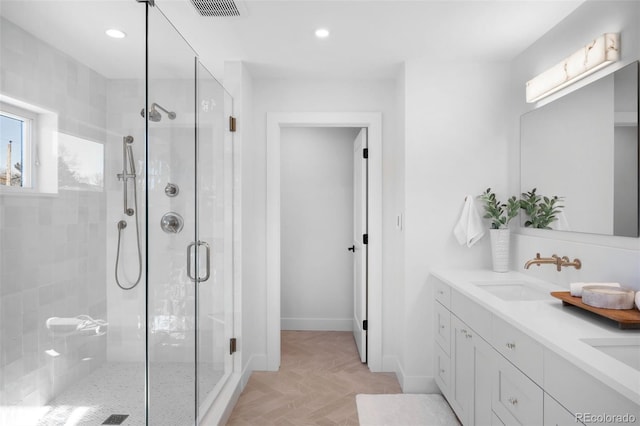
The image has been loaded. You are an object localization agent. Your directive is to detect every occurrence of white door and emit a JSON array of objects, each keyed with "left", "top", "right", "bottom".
[{"left": 352, "top": 128, "right": 367, "bottom": 363}]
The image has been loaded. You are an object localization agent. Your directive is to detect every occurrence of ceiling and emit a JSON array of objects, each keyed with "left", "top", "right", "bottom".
[{"left": 0, "top": 0, "right": 585, "bottom": 81}]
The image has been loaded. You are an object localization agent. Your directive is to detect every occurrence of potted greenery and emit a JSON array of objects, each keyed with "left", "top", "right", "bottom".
[
  {"left": 479, "top": 188, "right": 519, "bottom": 272},
  {"left": 520, "top": 188, "right": 564, "bottom": 229},
  {"left": 479, "top": 188, "right": 519, "bottom": 229}
]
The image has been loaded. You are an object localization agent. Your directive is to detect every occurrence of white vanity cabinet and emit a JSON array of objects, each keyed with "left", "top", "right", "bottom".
[
  {"left": 544, "top": 349, "right": 640, "bottom": 425},
  {"left": 432, "top": 274, "right": 640, "bottom": 426},
  {"left": 434, "top": 286, "right": 494, "bottom": 426},
  {"left": 450, "top": 314, "right": 494, "bottom": 426}
]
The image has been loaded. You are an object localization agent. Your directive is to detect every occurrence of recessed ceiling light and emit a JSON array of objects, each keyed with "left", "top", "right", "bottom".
[
  {"left": 315, "top": 28, "right": 330, "bottom": 39},
  {"left": 105, "top": 28, "right": 126, "bottom": 39}
]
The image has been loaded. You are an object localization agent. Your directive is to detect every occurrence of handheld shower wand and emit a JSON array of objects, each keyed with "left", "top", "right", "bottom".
[{"left": 115, "top": 135, "right": 142, "bottom": 290}]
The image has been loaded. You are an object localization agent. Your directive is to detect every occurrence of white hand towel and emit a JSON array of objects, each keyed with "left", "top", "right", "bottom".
[
  {"left": 570, "top": 282, "right": 620, "bottom": 297},
  {"left": 453, "top": 195, "right": 485, "bottom": 248},
  {"left": 635, "top": 291, "right": 640, "bottom": 311}
]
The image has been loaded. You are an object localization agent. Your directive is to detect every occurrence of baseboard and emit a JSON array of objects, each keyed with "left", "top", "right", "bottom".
[
  {"left": 395, "top": 361, "right": 439, "bottom": 394},
  {"left": 281, "top": 317, "right": 352, "bottom": 331},
  {"left": 241, "top": 353, "right": 267, "bottom": 387},
  {"left": 199, "top": 373, "right": 242, "bottom": 426},
  {"left": 382, "top": 354, "right": 399, "bottom": 373}
]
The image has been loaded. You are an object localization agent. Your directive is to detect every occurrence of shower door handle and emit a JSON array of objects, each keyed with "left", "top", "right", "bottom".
[
  {"left": 186, "top": 241, "right": 211, "bottom": 282},
  {"left": 187, "top": 242, "right": 197, "bottom": 282},
  {"left": 198, "top": 241, "right": 211, "bottom": 282}
]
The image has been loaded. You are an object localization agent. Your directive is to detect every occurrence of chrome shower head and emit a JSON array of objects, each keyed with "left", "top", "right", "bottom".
[
  {"left": 152, "top": 103, "right": 176, "bottom": 120},
  {"left": 140, "top": 104, "right": 175, "bottom": 122},
  {"left": 148, "top": 108, "right": 162, "bottom": 122}
]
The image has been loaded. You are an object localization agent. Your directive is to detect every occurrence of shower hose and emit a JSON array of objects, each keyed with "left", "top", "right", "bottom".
[{"left": 115, "top": 175, "right": 142, "bottom": 290}]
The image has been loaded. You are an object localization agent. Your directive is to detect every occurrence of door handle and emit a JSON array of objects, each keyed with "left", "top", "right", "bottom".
[
  {"left": 187, "top": 242, "right": 197, "bottom": 282},
  {"left": 199, "top": 241, "right": 211, "bottom": 282},
  {"left": 187, "top": 241, "right": 211, "bottom": 282},
  {"left": 348, "top": 245, "right": 355, "bottom": 252}
]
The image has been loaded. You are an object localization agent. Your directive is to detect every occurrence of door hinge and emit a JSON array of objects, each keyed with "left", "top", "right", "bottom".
[
  {"left": 363, "top": 320, "right": 368, "bottom": 331},
  {"left": 363, "top": 148, "right": 368, "bottom": 159},
  {"left": 229, "top": 116, "right": 237, "bottom": 132},
  {"left": 363, "top": 234, "right": 368, "bottom": 245},
  {"left": 230, "top": 337, "right": 237, "bottom": 355}
]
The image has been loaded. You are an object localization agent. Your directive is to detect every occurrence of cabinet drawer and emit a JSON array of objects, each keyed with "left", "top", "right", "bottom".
[
  {"left": 491, "top": 315, "right": 543, "bottom": 384},
  {"left": 435, "top": 343, "right": 451, "bottom": 398},
  {"left": 493, "top": 353, "right": 543, "bottom": 426},
  {"left": 434, "top": 279, "right": 451, "bottom": 308},
  {"left": 544, "top": 349, "right": 640, "bottom": 425},
  {"left": 544, "top": 393, "right": 584, "bottom": 426},
  {"left": 435, "top": 301, "right": 451, "bottom": 355},
  {"left": 452, "top": 289, "right": 491, "bottom": 337}
]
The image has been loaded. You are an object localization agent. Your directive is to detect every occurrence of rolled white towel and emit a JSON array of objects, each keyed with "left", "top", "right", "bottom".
[
  {"left": 635, "top": 291, "right": 640, "bottom": 311},
  {"left": 570, "top": 282, "right": 620, "bottom": 297}
]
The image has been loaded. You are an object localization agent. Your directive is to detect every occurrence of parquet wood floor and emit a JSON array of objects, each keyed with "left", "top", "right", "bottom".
[{"left": 226, "top": 330, "right": 402, "bottom": 425}]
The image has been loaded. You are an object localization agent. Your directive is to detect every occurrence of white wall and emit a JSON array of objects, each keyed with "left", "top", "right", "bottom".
[
  {"left": 509, "top": 0, "right": 640, "bottom": 289},
  {"left": 402, "top": 60, "right": 512, "bottom": 391},
  {"left": 0, "top": 17, "right": 108, "bottom": 406},
  {"left": 240, "top": 77, "right": 402, "bottom": 374},
  {"left": 280, "top": 127, "right": 358, "bottom": 331}
]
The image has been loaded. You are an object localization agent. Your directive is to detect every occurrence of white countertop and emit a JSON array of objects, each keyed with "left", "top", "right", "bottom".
[{"left": 432, "top": 269, "right": 640, "bottom": 405}]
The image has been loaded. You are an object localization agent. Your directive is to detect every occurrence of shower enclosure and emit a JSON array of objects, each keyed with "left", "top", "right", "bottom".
[{"left": 0, "top": 1, "right": 235, "bottom": 425}]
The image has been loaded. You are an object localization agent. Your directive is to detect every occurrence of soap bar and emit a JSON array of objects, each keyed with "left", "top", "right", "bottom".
[{"left": 582, "top": 285, "right": 635, "bottom": 310}]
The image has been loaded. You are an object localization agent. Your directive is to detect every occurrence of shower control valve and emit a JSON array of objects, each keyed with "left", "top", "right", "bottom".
[
  {"left": 165, "top": 183, "right": 179, "bottom": 197},
  {"left": 161, "top": 212, "right": 184, "bottom": 234}
]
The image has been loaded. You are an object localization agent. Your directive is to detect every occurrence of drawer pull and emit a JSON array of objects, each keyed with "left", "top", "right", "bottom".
[
  {"left": 440, "top": 369, "right": 446, "bottom": 373},
  {"left": 466, "top": 333, "right": 473, "bottom": 339},
  {"left": 438, "top": 290, "right": 444, "bottom": 295},
  {"left": 506, "top": 342, "right": 516, "bottom": 350},
  {"left": 508, "top": 397, "right": 518, "bottom": 406}
]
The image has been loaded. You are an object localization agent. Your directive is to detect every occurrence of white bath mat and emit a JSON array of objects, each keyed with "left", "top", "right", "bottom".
[{"left": 356, "top": 394, "right": 460, "bottom": 426}]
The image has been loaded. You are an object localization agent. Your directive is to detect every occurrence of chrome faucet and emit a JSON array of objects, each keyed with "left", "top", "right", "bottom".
[{"left": 524, "top": 253, "right": 582, "bottom": 272}]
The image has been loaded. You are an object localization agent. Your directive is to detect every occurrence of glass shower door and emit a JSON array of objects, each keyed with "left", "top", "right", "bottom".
[
  {"left": 147, "top": 5, "right": 234, "bottom": 425},
  {"left": 195, "top": 61, "right": 234, "bottom": 419},
  {"left": 147, "top": 6, "right": 197, "bottom": 426}
]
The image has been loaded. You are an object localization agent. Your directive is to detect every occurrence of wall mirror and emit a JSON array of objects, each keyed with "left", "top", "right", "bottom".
[{"left": 520, "top": 61, "right": 639, "bottom": 237}]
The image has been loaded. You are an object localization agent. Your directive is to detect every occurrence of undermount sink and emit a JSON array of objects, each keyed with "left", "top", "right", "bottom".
[
  {"left": 581, "top": 337, "right": 640, "bottom": 372},
  {"left": 472, "top": 280, "right": 552, "bottom": 301}
]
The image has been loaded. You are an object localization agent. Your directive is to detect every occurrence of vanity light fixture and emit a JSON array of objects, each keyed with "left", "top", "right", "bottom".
[
  {"left": 105, "top": 28, "right": 126, "bottom": 39},
  {"left": 526, "top": 33, "right": 619, "bottom": 103},
  {"left": 315, "top": 28, "right": 330, "bottom": 39}
]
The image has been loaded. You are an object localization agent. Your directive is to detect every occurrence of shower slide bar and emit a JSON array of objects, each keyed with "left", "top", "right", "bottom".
[{"left": 117, "top": 135, "right": 136, "bottom": 216}]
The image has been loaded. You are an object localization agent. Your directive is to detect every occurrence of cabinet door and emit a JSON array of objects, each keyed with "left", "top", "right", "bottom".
[
  {"left": 435, "top": 301, "right": 451, "bottom": 355},
  {"left": 544, "top": 393, "right": 585, "bottom": 426},
  {"left": 435, "top": 343, "right": 451, "bottom": 399},
  {"left": 451, "top": 315, "right": 473, "bottom": 425},
  {"left": 473, "top": 330, "right": 494, "bottom": 426}
]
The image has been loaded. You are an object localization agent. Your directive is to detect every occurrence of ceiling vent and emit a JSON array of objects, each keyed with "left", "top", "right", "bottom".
[{"left": 189, "top": 0, "right": 247, "bottom": 17}]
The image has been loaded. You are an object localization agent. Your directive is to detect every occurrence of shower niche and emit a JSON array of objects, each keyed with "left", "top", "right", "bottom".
[{"left": 0, "top": 1, "right": 235, "bottom": 425}]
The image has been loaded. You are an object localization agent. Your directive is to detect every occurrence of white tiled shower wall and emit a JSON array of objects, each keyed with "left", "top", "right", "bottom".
[{"left": 0, "top": 18, "right": 108, "bottom": 405}]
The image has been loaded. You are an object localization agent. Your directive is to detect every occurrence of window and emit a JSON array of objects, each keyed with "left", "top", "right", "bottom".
[{"left": 0, "top": 103, "right": 34, "bottom": 190}]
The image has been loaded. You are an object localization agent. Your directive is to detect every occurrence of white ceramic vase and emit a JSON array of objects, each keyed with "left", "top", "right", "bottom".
[{"left": 489, "top": 228, "right": 510, "bottom": 273}]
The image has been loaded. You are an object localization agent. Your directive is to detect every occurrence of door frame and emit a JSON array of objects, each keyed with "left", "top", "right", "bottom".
[{"left": 266, "top": 112, "right": 382, "bottom": 372}]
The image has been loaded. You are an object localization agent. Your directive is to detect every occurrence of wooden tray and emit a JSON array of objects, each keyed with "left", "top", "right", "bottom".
[{"left": 551, "top": 291, "right": 640, "bottom": 329}]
